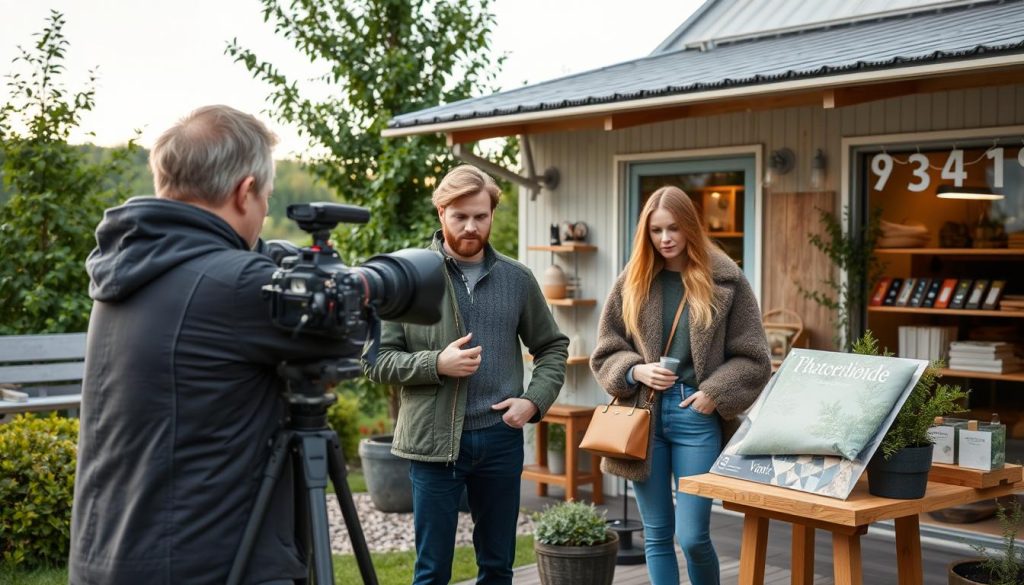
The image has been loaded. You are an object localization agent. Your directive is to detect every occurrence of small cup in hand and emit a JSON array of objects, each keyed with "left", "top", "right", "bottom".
[{"left": 659, "top": 356, "right": 680, "bottom": 372}]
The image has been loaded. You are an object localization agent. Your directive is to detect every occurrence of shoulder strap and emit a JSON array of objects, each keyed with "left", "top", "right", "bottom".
[{"left": 663, "top": 296, "right": 687, "bottom": 355}]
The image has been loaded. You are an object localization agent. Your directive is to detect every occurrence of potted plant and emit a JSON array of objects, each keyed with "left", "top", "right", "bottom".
[
  {"left": 546, "top": 424, "right": 566, "bottom": 475},
  {"left": 949, "top": 499, "right": 1024, "bottom": 584},
  {"left": 852, "top": 331, "right": 969, "bottom": 499},
  {"left": 533, "top": 501, "right": 619, "bottom": 585}
]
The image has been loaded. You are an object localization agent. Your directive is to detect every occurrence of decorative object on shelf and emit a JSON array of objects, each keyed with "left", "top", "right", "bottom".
[
  {"left": 856, "top": 332, "right": 969, "bottom": 500},
  {"left": 762, "top": 308, "right": 806, "bottom": 364},
  {"left": 543, "top": 264, "right": 568, "bottom": 299},
  {"left": 878, "top": 219, "right": 929, "bottom": 248},
  {"left": 974, "top": 215, "right": 1008, "bottom": 249},
  {"left": 532, "top": 501, "right": 618, "bottom": 585},
  {"left": 946, "top": 499, "right": 1024, "bottom": 585},
  {"left": 941, "top": 221, "right": 974, "bottom": 248},
  {"left": 762, "top": 147, "right": 794, "bottom": 188},
  {"left": 567, "top": 331, "right": 586, "bottom": 358},
  {"left": 564, "top": 275, "right": 582, "bottom": 299},
  {"left": 549, "top": 223, "right": 561, "bottom": 245},
  {"left": 546, "top": 424, "right": 566, "bottom": 475},
  {"left": 572, "top": 221, "right": 589, "bottom": 242}
]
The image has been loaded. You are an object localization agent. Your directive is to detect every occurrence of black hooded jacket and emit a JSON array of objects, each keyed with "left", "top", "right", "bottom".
[{"left": 70, "top": 197, "right": 345, "bottom": 584}]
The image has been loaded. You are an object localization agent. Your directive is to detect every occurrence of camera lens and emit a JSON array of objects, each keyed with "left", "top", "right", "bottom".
[{"left": 353, "top": 249, "right": 444, "bottom": 325}]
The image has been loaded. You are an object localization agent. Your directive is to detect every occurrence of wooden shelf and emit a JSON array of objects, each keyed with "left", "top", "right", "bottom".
[
  {"left": 525, "top": 354, "right": 589, "bottom": 365},
  {"left": 868, "top": 306, "right": 1024, "bottom": 318},
  {"left": 545, "top": 298, "right": 596, "bottom": 307},
  {"left": 528, "top": 244, "right": 597, "bottom": 253},
  {"left": 875, "top": 248, "right": 1024, "bottom": 257},
  {"left": 939, "top": 368, "right": 1024, "bottom": 382},
  {"left": 709, "top": 231, "right": 744, "bottom": 238}
]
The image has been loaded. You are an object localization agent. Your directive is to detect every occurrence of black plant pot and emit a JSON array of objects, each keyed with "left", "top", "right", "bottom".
[{"left": 867, "top": 444, "right": 934, "bottom": 499}]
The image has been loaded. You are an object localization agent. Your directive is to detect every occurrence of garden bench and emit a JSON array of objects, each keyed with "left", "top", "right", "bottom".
[{"left": 0, "top": 332, "right": 86, "bottom": 422}]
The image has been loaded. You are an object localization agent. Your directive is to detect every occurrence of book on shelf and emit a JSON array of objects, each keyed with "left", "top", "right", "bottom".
[
  {"left": 1000, "top": 294, "right": 1024, "bottom": 312},
  {"left": 882, "top": 278, "right": 904, "bottom": 306},
  {"left": 948, "top": 279, "right": 974, "bottom": 309},
  {"left": 934, "top": 279, "right": 959, "bottom": 309},
  {"left": 982, "top": 280, "right": 1007, "bottom": 311},
  {"left": 894, "top": 278, "right": 917, "bottom": 307},
  {"left": 870, "top": 277, "right": 892, "bottom": 307},
  {"left": 947, "top": 360, "right": 1023, "bottom": 374},
  {"left": 964, "top": 280, "right": 990, "bottom": 310},
  {"left": 908, "top": 278, "right": 931, "bottom": 307},
  {"left": 949, "top": 340, "right": 1014, "bottom": 354},
  {"left": 921, "top": 279, "right": 943, "bottom": 308},
  {"left": 899, "top": 326, "right": 957, "bottom": 361},
  {"left": 948, "top": 356, "right": 1021, "bottom": 369}
]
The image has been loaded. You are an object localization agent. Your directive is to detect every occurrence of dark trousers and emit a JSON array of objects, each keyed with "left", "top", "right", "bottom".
[{"left": 409, "top": 422, "right": 525, "bottom": 585}]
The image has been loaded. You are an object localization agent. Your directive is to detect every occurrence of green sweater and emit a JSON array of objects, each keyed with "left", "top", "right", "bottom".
[{"left": 659, "top": 269, "right": 698, "bottom": 388}]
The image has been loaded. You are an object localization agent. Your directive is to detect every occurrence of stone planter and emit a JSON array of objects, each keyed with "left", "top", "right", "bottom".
[
  {"left": 535, "top": 530, "right": 618, "bottom": 585},
  {"left": 948, "top": 558, "right": 993, "bottom": 584},
  {"left": 358, "top": 434, "right": 412, "bottom": 513},
  {"left": 867, "top": 444, "right": 933, "bottom": 500}
]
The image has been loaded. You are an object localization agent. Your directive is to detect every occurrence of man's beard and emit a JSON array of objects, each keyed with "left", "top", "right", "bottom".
[{"left": 442, "top": 224, "right": 489, "bottom": 258}]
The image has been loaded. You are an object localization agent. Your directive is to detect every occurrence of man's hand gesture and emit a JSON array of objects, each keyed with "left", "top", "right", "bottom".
[{"left": 437, "top": 333, "right": 482, "bottom": 378}]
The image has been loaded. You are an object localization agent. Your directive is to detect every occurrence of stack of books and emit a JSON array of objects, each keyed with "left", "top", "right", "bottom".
[
  {"left": 1009, "top": 233, "right": 1024, "bottom": 249},
  {"left": 1000, "top": 295, "right": 1024, "bottom": 313},
  {"left": 948, "top": 341, "right": 1022, "bottom": 374},
  {"left": 898, "top": 326, "right": 958, "bottom": 361}
]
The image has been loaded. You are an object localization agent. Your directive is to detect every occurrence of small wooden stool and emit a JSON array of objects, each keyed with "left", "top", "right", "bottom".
[{"left": 522, "top": 403, "right": 603, "bottom": 503}]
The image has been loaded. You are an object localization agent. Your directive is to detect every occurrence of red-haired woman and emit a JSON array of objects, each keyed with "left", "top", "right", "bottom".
[{"left": 591, "top": 186, "right": 770, "bottom": 585}]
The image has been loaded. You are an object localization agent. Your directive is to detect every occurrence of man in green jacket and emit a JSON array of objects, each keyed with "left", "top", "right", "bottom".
[{"left": 363, "top": 164, "right": 568, "bottom": 585}]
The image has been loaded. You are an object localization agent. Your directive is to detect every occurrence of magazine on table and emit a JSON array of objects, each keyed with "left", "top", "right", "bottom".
[{"left": 710, "top": 348, "right": 928, "bottom": 500}]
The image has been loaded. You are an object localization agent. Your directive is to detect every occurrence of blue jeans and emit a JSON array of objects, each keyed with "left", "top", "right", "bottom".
[
  {"left": 409, "top": 422, "right": 524, "bottom": 585},
  {"left": 633, "top": 384, "right": 722, "bottom": 585}
]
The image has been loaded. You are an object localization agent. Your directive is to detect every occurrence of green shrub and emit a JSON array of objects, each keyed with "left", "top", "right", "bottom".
[
  {"left": 546, "top": 424, "right": 565, "bottom": 451},
  {"left": 0, "top": 414, "right": 79, "bottom": 568},
  {"left": 327, "top": 393, "right": 361, "bottom": 464},
  {"left": 532, "top": 501, "right": 610, "bottom": 546}
]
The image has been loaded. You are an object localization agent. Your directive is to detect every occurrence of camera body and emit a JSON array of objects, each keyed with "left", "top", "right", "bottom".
[{"left": 262, "top": 202, "right": 443, "bottom": 360}]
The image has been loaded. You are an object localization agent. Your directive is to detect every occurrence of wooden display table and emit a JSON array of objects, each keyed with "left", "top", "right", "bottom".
[
  {"left": 679, "top": 472, "right": 1024, "bottom": 585},
  {"left": 522, "top": 404, "right": 603, "bottom": 503}
]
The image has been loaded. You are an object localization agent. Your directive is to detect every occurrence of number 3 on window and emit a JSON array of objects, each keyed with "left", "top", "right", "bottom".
[{"left": 908, "top": 153, "right": 930, "bottom": 192}]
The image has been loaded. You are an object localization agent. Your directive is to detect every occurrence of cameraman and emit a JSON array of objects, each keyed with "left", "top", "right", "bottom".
[
  {"left": 363, "top": 165, "right": 569, "bottom": 585},
  {"left": 69, "top": 105, "right": 341, "bottom": 585}
]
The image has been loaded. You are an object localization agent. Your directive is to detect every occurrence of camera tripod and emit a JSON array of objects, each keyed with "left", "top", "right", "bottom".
[{"left": 227, "top": 360, "right": 379, "bottom": 585}]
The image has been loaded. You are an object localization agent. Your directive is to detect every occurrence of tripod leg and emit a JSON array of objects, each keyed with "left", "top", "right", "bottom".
[
  {"left": 297, "top": 434, "right": 338, "bottom": 585},
  {"left": 227, "top": 430, "right": 293, "bottom": 585},
  {"left": 324, "top": 432, "right": 379, "bottom": 585}
]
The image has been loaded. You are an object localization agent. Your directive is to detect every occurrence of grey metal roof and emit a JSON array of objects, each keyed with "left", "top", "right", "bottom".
[
  {"left": 388, "top": 1, "right": 1024, "bottom": 131},
  {"left": 654, "top": 0, "right": 972, "bottom": 52}
]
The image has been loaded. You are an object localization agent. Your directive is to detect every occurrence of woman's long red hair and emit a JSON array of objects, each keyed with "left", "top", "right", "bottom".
[{"left": 622, "top": 186, "right": 716, "bottom": 339}]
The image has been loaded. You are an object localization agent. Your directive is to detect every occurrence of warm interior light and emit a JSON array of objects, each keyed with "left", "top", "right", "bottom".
[
  {"left": 936, "top": 185, "right": 1004, "bottom": 200},
  {"left": 710, "top": 191, "right": 721, "bottom": 199}
]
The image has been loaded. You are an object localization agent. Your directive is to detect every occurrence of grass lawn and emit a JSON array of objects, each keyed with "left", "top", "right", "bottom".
[{"left": 0, "top": 535, "right": 536, "bottom": 585}]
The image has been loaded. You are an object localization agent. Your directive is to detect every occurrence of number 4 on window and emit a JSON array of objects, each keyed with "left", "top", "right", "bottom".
[{"left": 941, "top": 149, "right": 967, "bottom": 187}]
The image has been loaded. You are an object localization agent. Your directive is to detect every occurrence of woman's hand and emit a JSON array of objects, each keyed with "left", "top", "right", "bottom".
[
  {"left": 680, "top": 390, "right": 717, "bottom": 415},
  {"left": 631, "top": 363, "right": 678, "bottom": 391}
]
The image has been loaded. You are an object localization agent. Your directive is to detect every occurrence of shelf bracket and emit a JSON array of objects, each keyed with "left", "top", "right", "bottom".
[{"left": 450, "top": 134, "right": 559, "bottom": 201}]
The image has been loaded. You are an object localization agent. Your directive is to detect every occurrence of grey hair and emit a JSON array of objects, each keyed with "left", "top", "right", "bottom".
[{"left": 150, "top": 105, "right": 278, "bottom": 205}]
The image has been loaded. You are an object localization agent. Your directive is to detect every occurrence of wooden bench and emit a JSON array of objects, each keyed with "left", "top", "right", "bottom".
[{"left": 0, "top": 333, "right": 86, "bottom": 422}]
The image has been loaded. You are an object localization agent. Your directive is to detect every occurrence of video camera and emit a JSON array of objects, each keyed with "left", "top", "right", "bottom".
[{"left": 262, "top": 202, "right": 443, "bottom": 363}]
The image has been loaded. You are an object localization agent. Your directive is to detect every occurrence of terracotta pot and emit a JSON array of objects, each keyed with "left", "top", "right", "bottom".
[{"left": 948, "top": 558, "right": 990, "bottom": 584}]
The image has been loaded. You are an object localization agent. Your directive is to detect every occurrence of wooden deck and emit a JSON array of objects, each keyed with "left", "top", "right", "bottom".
[{"left": 452, "top": 480, "right": 981, "bottom": 585}]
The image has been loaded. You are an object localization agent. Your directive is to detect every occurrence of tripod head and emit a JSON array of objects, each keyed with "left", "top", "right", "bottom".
[{"left": 277, "top": 359, "right": 363, "bottom": 429}]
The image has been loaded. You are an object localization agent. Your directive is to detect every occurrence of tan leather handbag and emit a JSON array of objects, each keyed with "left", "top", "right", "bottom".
[
  {"left": 580, "top": 296, "right": 686, "bottom": 461},
  {"left": 578, "top": 391, "right": 653, "bottom": 460}
]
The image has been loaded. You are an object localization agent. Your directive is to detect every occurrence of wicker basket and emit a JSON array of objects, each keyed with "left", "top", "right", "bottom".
[
  {"left": 763, "top": 308, "right": 807, "bottom": 366},
  {"left": 534, "top": 530, "right": 618, "bottom": 585}
]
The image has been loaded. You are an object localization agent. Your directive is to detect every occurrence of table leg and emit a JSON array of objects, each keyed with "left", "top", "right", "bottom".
[
  {"left": 536, "top": 421, "right": 548, "bottom": 497},
  {"left": 565, "top": 419, "right": 578, "bottom": 501},
  {"left": 832, "top": 532, "right": 863, "bottom": 585},
  {"left": 895, "top": 515, "right": 924, "bottom": 585},
  {"left": 738, "top": 514, "right": 769, "bottom": 585},
  {"left": 791, "top": 524, "right": 815, "bottom": 585}
]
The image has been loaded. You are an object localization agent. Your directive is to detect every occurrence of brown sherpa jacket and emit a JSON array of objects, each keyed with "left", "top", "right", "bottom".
[{"left": 590, "top": 249, "right": 771, "bottom": 482}]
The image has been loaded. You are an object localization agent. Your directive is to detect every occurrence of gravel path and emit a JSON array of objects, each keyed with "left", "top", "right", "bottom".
[{"left": 326, "top": 493, "right": 536, "bottom": 554}]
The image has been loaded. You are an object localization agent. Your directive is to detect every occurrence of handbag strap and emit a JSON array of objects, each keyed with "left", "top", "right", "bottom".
[{"left": 663, "top": 296, "right": 687, "bottom": 355}]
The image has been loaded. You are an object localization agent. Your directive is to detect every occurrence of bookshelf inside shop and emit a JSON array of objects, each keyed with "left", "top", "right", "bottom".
[{"left": 863, "top": 143, "right": 1024, "bottom": 469}]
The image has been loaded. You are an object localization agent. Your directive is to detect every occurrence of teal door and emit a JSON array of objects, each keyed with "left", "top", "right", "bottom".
[{"left": 627, "top": 156, "right": 757, "bottom": 282}]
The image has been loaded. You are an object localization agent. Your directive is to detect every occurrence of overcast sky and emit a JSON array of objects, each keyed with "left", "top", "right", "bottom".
[{"left": 0, "top": 0, "right": 702, "bottom": 157}]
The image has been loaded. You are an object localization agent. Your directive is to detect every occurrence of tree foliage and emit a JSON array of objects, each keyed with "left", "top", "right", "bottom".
[
  {"left": 228, "top": 0, "right": 515, "bottom": 417},
  {"left": 0, "top": 11, "right": 138, "bottom": 334}
]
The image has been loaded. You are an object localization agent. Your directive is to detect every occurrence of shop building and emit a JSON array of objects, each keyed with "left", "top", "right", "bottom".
[{"left": 385, "top": 0, "right": 1024, "bottom": 539}]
